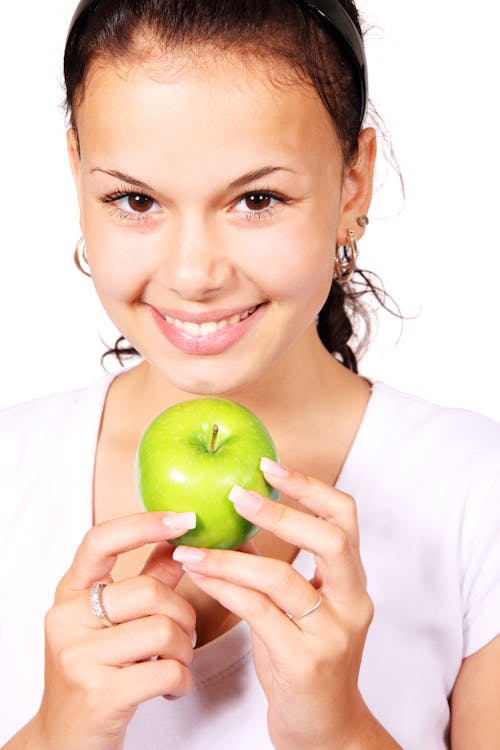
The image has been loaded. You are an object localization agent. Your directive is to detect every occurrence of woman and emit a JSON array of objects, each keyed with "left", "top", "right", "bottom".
[{"left": 1, "top": 1, "right": 499, "bottom": 748}]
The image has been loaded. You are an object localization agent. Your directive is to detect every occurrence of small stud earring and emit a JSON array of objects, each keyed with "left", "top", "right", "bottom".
[{"left": 357, "top": 215, "right": 369, "bottom": 228}]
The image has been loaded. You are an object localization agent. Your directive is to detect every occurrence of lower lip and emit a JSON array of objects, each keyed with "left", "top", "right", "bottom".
[{"left": 150, "top": 304, "right": 265, "bottom": 355}]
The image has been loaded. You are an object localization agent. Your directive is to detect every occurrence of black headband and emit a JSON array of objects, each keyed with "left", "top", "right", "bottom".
[
  {"left": 294, "top": 0, "right": 367, "bottom": 125},
  {"left": 67, "top": 0, "right": 367, "bottom": 127}
]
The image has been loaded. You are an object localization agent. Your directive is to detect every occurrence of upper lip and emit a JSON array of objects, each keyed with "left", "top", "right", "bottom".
[{"left": 153, "top": 303, "right": 261, "bottom": 324}]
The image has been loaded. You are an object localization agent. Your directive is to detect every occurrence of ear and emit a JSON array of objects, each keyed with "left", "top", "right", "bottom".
[
  {"left": 337, "top": 127, "right": 377, "bottom": 242},
  {"left": 67, "top": 128, "right": 85, "bottom": 233}
]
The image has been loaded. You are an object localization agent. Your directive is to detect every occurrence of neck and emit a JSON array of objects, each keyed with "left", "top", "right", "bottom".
[{"left": 116, "top": 325, "right": 370, "bottom": 478}]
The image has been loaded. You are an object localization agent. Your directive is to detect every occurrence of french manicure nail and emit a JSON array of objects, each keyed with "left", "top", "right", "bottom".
[
  {"left": 228, "top": 485, "right": 264, "bottom": 512},
  {"left": 172, "top": 546, "right": 205, "bottom": 564},
  {"left": 162, "top": 512, "right": 197, "bottom": 530},
  {"left": 260, "top": 457, "right": 289, "bottom": 478}
]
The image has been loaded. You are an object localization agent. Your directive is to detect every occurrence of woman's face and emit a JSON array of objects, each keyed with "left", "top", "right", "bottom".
[{"left": 69, "top": 51, "right": 374, "bottom": 396}]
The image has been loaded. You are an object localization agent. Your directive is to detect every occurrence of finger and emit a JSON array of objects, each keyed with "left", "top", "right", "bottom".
[
  {"left": 184, "top": 573, "right": 310, "bottom": 655},
  {"left": 172, "top": 546, "right": 323, "bottom": 631},
  {"left": 237, "top": 539, "right": 261, "bottom": 556},
  {"left": 61, "top": 512, "right": 196, "bottom": 591},
  {"left": 140, "top": 542, "right": 185, "bottom": 589},
  {"left": 227, "top": 486, "right": 363, "bottom": 599},
  {"left": 260, "top": 458, "right": 359, "bottom": 547},
  {"left": 79, "top": 615, "right": 195, "bottom": 667},
  {"left": 115, "top": 657, "right": 194, "bottom": 704},
  {"left": 80, "top": 574, "right": 196, "bottom": 638}
]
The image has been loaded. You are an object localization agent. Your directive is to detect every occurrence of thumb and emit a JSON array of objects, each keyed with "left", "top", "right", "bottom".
[{"left": 141, "top": 542, "right": 185, "bottom": 589}]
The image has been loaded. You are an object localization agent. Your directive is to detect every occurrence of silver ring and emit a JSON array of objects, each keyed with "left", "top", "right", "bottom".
[
  {"left": 90, "top": 583, "right": 115, "bottom": 627},
  {"left": 286, "top": 593, "right": 323, "bottom": 622}
]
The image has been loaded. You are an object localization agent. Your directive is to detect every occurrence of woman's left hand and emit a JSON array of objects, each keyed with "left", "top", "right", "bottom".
[{"left": 172, "top": 459, "right": 378, "bottom": 750}]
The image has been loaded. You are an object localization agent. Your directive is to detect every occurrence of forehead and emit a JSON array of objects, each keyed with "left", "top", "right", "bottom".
[{"left": 76, "top": 51, "right": 341, "bottom": 176}]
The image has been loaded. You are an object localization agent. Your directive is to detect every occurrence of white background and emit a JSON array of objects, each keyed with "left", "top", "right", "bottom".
[{"left": 1, "top": 1, "right": 499, "bottom": 420}]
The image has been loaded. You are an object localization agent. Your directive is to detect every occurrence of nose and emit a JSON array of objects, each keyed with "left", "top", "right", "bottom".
[{"left": 159, "top": 215, "right": 234, "bottom": 301}]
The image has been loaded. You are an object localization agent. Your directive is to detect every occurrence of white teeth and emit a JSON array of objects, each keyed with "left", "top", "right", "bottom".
[
  {"left": 184, "top": 321, "right": 201, "bottom": 336},
  {"left": 164, "top": 305, "right": 258, "bottom": 337},
  {"left": 200, "top": 321, "right": 218, "bottom": 335}
]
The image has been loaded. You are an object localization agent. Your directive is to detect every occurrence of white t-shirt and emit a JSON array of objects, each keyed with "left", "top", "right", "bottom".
[{"left": 0, "top": 373, "right": 499, "bottom": 749}]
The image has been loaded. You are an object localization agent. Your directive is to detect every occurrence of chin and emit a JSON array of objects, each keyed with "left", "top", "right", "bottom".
[{"left": 154, "top": 359, "right": 265, "bottom": 399}]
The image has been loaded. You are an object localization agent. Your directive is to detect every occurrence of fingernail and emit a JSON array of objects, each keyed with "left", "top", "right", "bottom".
[
  {"left": 162, "top": 512, "right": 197, "bottom": 530},
  {"left": 172, "top": 546, "right": 205, "bottom": 564},
  {"left": 260, "top": 457, "right": 289, "bottom": 478},
  {"left": 191, "top": 630, "right": 198, "bottom": 648},
  {"left": 181, "top": 563, "right": 207, "bottom": 579},
  {"left": 228, "top": 485, "right": 264, "bottom": 512}
]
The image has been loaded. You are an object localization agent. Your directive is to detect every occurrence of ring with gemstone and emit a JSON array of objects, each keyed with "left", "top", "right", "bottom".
[{"left": 89, "top": 582, "right": 115, "bottom": 627}]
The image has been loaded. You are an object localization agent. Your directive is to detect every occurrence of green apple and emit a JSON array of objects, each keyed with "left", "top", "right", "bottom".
[{"left": 136, "top": 397, "right": 280, "bottom": 549}]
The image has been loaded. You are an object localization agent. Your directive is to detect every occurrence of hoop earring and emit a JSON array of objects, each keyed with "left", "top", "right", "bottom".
[
  {"left": 74, "top": 236, "right": 92, "bottom": 278},
  {"left": 334, "top": 229, "right": 359, "bottom": 284}
]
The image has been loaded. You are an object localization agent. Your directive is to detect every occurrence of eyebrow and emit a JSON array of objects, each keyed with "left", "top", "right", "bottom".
[
  {"left": 91, "top": 169, "right": 155, "bottom": 192},
  {"left": 228, "top": 166, "right": 296, "bottom": 189},
  {"left": 90, "top": 165, "right": 296, "bottom": 193}
]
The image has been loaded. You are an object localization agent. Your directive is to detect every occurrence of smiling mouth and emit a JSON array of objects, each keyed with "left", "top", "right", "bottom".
[{"left": 162, "top": 305, "right": 259, "bottom": 338}]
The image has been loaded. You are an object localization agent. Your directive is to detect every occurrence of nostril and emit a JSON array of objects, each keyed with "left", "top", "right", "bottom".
[{"left": 168, "top": 285, "right": 226, "bottom": 302}]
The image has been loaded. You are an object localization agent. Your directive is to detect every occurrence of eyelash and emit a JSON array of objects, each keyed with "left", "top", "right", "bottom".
[
  {"left": 98, "top": 184, "right": 291, "bottom": 224},
  {"left": 99, "top": 185, "right": 158, "bottom": 224},
  {"left": 237, "top": 189, "right": 290, "bottom": 222}
]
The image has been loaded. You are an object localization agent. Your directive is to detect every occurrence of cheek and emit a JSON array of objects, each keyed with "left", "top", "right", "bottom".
[
  {"left": 80, "top": 192, "right": 155, "bottom": 300},
  {"left": 84, "top": 223, "right": 157, "bottom": 303},
  {"left": 91, "top": 248, "right": 151, "bottom": 303},
  {"left": 241, "top": 214, "right": 336, "bottom": 308}
]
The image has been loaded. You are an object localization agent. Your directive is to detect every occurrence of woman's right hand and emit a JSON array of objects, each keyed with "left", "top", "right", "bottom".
[{"left": 28, "top": 512, "right": 197, "bottom": 750}]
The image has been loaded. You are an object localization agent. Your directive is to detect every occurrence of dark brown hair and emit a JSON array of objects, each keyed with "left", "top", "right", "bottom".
[{"left": 64, "top": 0, "right": 399, "bottom": 373}]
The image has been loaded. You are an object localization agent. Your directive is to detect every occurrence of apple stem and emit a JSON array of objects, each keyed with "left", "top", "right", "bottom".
[{"left": 210, "top": 424, "right": 219, "bottom": 453}]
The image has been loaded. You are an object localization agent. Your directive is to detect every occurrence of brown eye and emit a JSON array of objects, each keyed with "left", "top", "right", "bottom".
[
  {"left": 128, "top": 194, "right": 154, "bottom": 213},
  {"left": 245, "top": 193, "right": 272, "bottom": 211}
]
